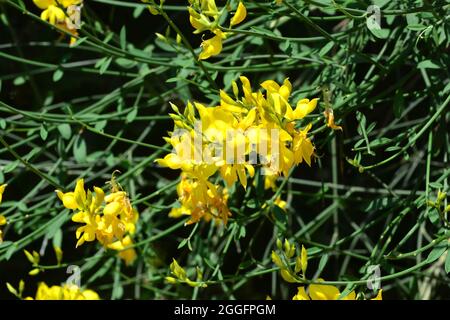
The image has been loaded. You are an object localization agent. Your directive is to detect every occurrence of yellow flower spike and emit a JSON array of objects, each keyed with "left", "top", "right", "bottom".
[
  {"left": 230, "top": 2, "right": 247, "bottom": 27},
  {"left": 198, "top": 31, "right": 224, "bottom": 60}
]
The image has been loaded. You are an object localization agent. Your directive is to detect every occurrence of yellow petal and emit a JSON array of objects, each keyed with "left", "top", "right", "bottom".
[
  {"left": 371, "top": 289, "right": 383, "bottom": 300},
  {"left": 33, "top": 0, "right": 55, "bottom": 10},
  {"left": 198, "top": 33, "right": 223, "bottom": 60},
  {"left": 230, "top": 2, "right": 247, "bottom": 27},
  {"left": 309, "top": 283, "right": 340, "bottom": 300},
  {"left": 56, "top": 191, "right": 78, "bottom": 210},
  {"left": 103, "top": 201, "right": 121, "bottom": 216},
  {"left": 0, "top": 215, "right": 6, "bottom": 226},
  {"left": 293, "top": 98, "right": 318, "bottom": 120},
  {"left": 293, "top": 287, "right": 310, "bottom": 300}
]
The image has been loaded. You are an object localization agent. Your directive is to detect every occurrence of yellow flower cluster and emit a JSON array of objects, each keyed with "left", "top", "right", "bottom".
[
  {"left": 0, "top": 184, "right": 7, "bottom": 244},
  {"left": 32, "top": 0, "right": 83, "bottom": 45},
  {"left": 56, "top": 176, "right": 138, "bottom": 265},
  {"left": 188, "top": 0, "right": 247, "bottom": 60},
  {"left": 157, "top": 77, "right": 317, "bottom": 224},
  {"left": 25, "top": 282, "right": 100, "bottom": 300}
]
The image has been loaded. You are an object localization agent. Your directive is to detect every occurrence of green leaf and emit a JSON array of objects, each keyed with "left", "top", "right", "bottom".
[
  {"left": 52, "top": 228, "right": 63, "bottom": 249},
  {"left": 370, "top": 28, "right": 390, "bottom": 39},
  {"left": 317, "top": 253, "right": 329, "bottom": 274},
  {"left": 126, "top": 107, "right": 138, "bottom": 123},
  {"left": 115, "top": 58, "right": 137, "bottom": 69},
  {"left": 393, "top": 89, "right": 404, "bottom": 118},
  {"left": 57, "top": 124, "right": 72, "bottom": 140},
  {"left": 73, "top": 136, "right": 87, "bottom": 164},
  {"left": 52, "top": 69, "right": 64, "bottom": 82},
  {"left": 71, "top": 37, "right": 87, "bottom": 47},
  {"left": 426, "top": 244, "right": 447, "bottom": 264},
  {"left": 319, "top": 41, "right": 334, "bottom": 56},
  {"left": 407, "top": 24, "right": 427, "bottom": 31},
  {"left": 120, "top": 26, "right": 127, "bottom": 50},
  {"left": 4, "top": 160, "right": 19, "bottom": 173},
  {"left": 133, "top": 5, "right": 145, "bottom": 18},
  {"left": 417, "top": 60, "right": 440, "bottom": 69},
  {"left": 96, "top": 56, "right": 113, "bottom": 75},
  {"left": 13, "top": 76, "right": 26, "bottom": 86},
  {"left": 177, "top": 238, "right": 188, "bottom": 249},
  {"left": 445, "top": 251, "right": 450, "bottom": 274},
  {"left": 250, "top": 26, "right": 278, "bottom": 37},
  {"left": 95, "top": 120, "right": 107, "bottom": 131},
  {"left": 39, "top": 125, "right": 48, "bottom": 141}
]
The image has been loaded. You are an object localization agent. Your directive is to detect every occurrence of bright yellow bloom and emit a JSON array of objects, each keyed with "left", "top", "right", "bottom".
[
  {"left": 107, "top": 235, "right": 137, "bottom": 266},
  {"left": 26, "top": 283, "right": 99, "bottom": 300},
  {"left": 199, "top": 30, "right": 225, "bottom": 60},
  {"left": 0, "top": 184, "right": 6, "bottom": 204},
  {"left": 33, "top": 0, "right": 83, "bottom": 45},
  {"left": 230, "top": 2, "right": 247, "bottom": 27},
  {"left": 158, "top": 77, "right": 318, "bottom": 224},
  {"left": 293, "top": 283, "right": 383, "bottom": 300},
  {"left": 56, "top": 175, "right": 139, "bottom": 264},
  {"left": 189, "top": 0, "right": 246, "bottom": 60},
  {"left": 170, "top": 173, "right": 231, "bottom": 225}
]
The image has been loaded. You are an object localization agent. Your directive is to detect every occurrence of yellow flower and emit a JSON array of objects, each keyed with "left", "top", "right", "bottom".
[
  {"left": 199, "top": 30, "right": 225, "bottom": 60},
  {"left": 293, "top": 284, "right": 383, "bottom": 300},
  {"left": 158, "top": 76, "right": 318, "bottom": 224},
  {"left": 170, "top": 174, "right": 231, "bottom": 225},
  {"left": 107, "top": 235, "right": 137, "bottom": 266},
  {"left": 0, "top": 215, "right": 6, "bottom": 244},
  {"left": 286, "top": 98, "right": 318, "bottom": 121},
  {"left": 371, "top": 289, "right": 383, "bottom": 300},
  {"left": 292, "top": 281, "right": 356, "bottom": 300},
  {"left": 0, "top": 185, "right": 7, "bottom": 244},
  {"left": 230, "top": 2, "right": 247, "bottom": 27},
  {"left": 292, "top": 123, "right": 315, "bottom": 166},
  {"left": 0, "top": 184, "right": 6, "bottom": 204},
  {"left": 189, "top": 0, "right": 245, "bottom": 60},
  {"left": 40, "top": 5, "right": 66, "bottom": 25},
  {"left": 26, "top": 282, "right": 100, "bottom": 300},
  {"left": 56, "top": 175, "right": 139, "bottom": 251}
]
